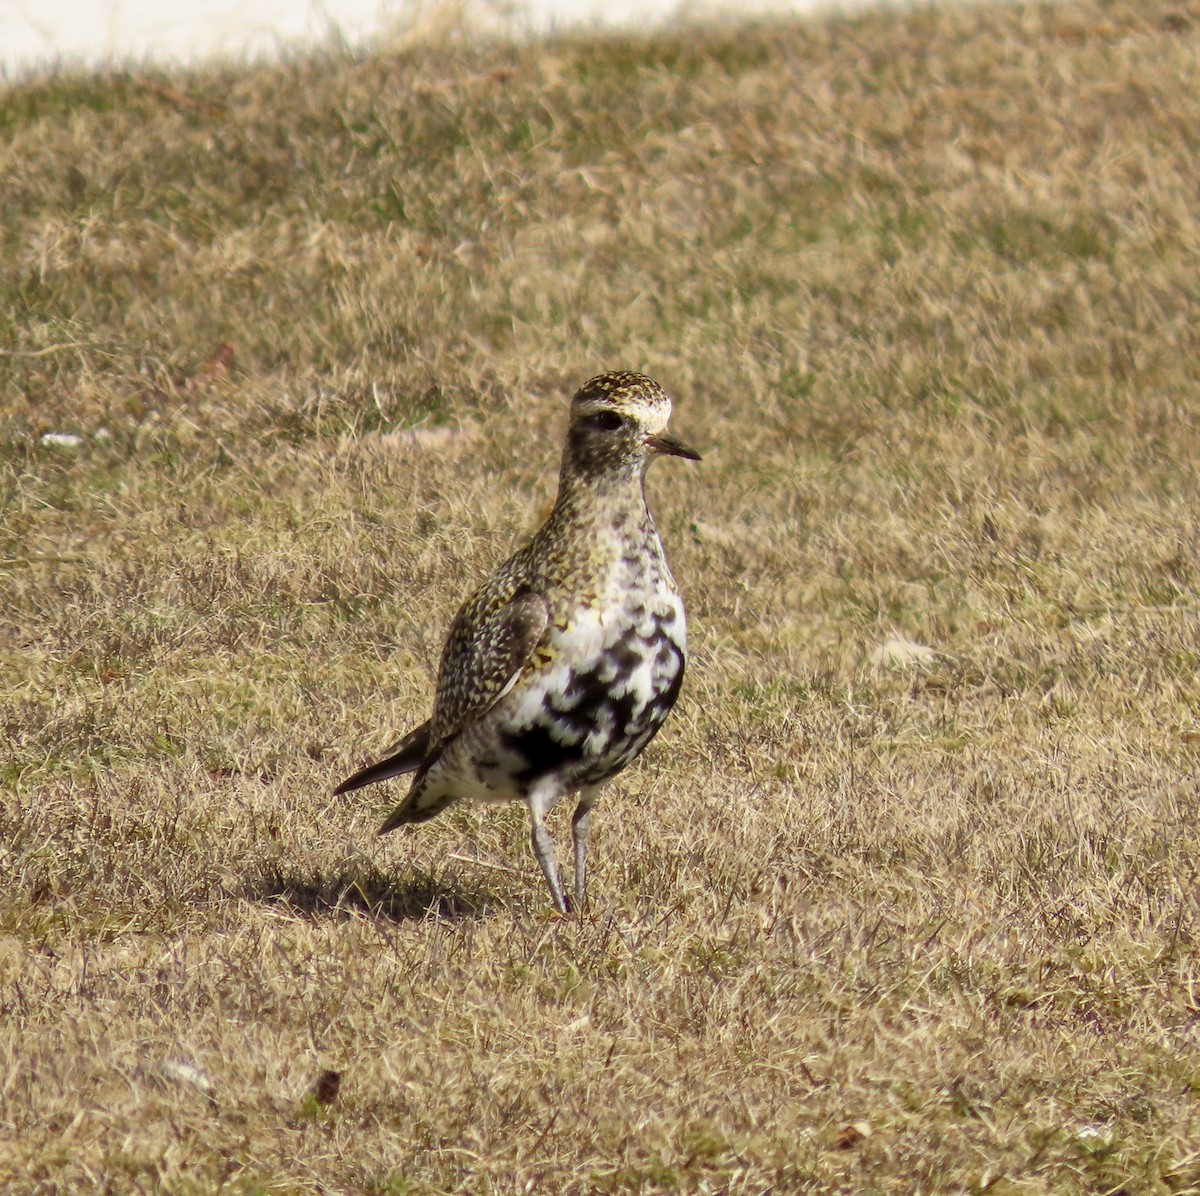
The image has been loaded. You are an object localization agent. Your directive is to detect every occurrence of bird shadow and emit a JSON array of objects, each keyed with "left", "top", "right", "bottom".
[{"left": 243, "top": 859, "right": 496, "bottom": 923}]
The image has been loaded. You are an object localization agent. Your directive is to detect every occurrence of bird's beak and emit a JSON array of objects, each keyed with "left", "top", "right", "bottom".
[{"left": 648, "top": 432, "right": 702, "bottom": 461}]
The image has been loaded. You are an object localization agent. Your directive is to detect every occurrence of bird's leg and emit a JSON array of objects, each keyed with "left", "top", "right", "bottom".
[
  {"left": 571, "top": 786, "right": 601, "bottom": 913},
  {"left": 527, "top": 782, "right": 569, "bottom": 913}
]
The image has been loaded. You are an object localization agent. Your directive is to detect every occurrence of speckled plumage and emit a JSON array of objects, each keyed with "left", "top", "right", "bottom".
[{"left": 335, "top": 371, "right": 700, "bottom": 912}]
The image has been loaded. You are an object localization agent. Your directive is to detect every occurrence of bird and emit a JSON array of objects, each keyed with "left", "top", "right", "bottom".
[{"left": 334, "top": 370, "right": 700, "bottom": 913}]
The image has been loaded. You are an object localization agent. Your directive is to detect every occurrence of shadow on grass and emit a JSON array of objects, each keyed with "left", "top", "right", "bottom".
[{"left": 245, "top": 860, "right": 496, "bottom": 923}]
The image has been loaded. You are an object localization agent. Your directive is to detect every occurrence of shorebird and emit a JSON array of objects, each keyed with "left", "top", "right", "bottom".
[{"left": 335, "top": 371, "right": 699, "bottom": 912}]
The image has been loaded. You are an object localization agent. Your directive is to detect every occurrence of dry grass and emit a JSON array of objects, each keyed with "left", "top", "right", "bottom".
[{"left": 4, "top": 0, "right": 1200, "bottom": 1190}]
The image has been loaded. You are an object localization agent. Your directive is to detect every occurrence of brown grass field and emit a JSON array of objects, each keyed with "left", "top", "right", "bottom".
[{"left": 4, "top": 0, "right": 1200, "bottom": 1189}]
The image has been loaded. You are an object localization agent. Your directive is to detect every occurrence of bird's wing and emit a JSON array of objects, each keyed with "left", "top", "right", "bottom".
[
  {"left": 333, "top": 719, "right": 432, "bottom": 795},
  {"left": 430, "top": 584, "right": 550, "bottom": 748}
]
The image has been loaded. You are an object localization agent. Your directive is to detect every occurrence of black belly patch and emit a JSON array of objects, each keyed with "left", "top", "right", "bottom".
[
  {"left": 504, "top": 724, "right": 587, "bottom": 785},
  {"left": 504, "top": 638, "right": 685, "bottom": 788}
]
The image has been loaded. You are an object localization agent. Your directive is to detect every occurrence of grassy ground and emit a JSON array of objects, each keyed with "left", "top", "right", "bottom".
[{"left": 4, "top": 0, "right": 1200, "bottom": 1190}]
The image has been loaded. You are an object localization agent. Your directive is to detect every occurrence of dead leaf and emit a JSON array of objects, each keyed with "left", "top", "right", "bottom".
[
  {"left": 834, "top": 1120, "right": 872, "bottom": 1149},
  {"left": 200, "top": 342, "right": 236, "bottom": 378},
  {"left": 307, "top": 1069, "right": 342, "bottom": 1107}
]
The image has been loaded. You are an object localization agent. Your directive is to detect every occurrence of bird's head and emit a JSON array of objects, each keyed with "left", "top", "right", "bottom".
[{"left": 565, "top": 371, "right": 701, "bottom": 476}]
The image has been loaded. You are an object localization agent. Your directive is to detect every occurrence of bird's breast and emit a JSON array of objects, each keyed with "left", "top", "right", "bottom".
[{"left": 475, "top": 519, "right": 687, "bottom": 792}]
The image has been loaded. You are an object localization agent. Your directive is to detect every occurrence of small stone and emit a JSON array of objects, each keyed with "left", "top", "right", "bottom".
[
  {"left": 40, "top": 432, "right": 84, "bottom": 449},
  {"left": 869, "top": 637, "right": 937, "bottom": 668}
]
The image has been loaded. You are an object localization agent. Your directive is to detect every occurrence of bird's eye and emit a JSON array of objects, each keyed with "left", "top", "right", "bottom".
[{"left": 593, "top": 410, "right": 623, "bottom": 432}]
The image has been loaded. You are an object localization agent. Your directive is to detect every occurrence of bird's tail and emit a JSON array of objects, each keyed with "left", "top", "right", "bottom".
[
  {"left": 378, "top": 779, "right": 456, "bottom": 834},
  {"left": 333, "top": 720, "right": 431, "bottom": 795}
]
